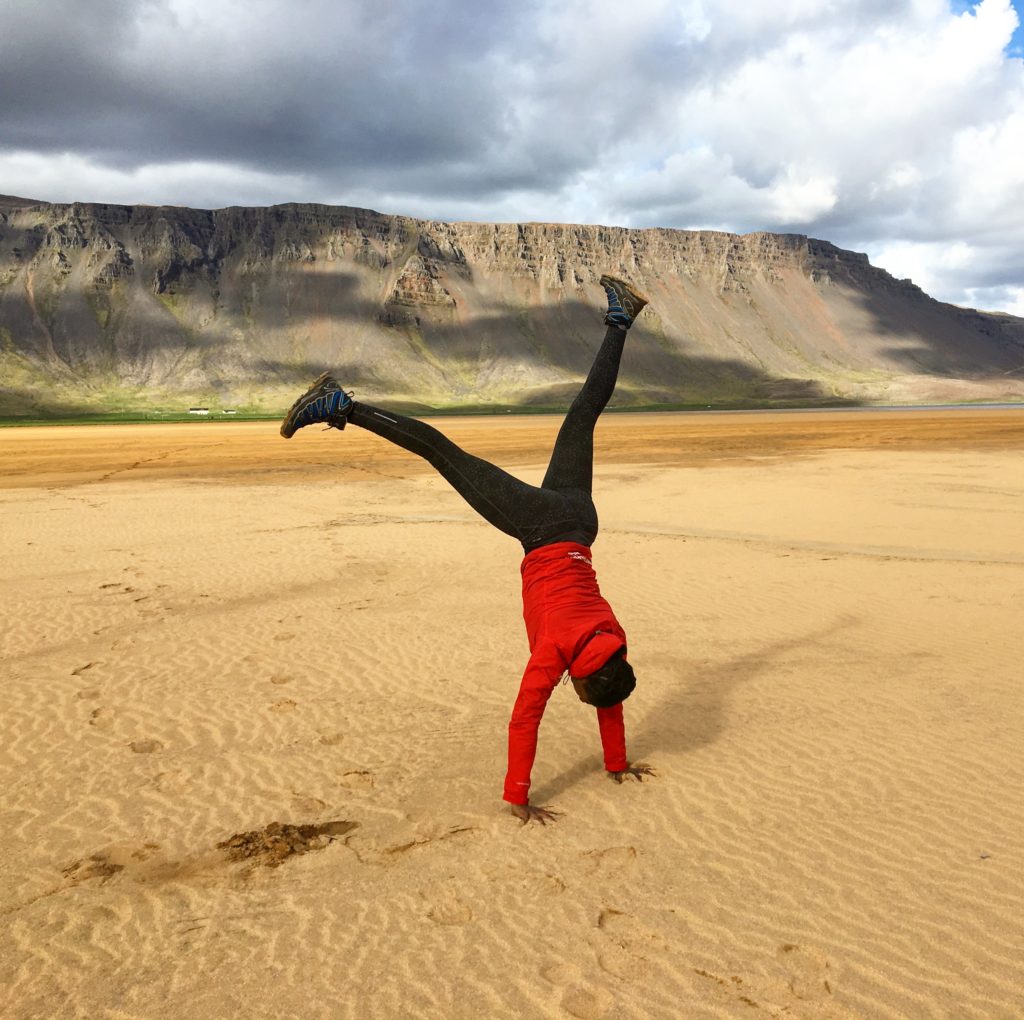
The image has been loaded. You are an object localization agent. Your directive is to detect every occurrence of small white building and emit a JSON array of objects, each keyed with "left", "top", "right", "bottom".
[
  {"left": 188, "top": 407, "right": 209, "bottom": 415},
  {"left": 221, "top": 409, "right": 237, "bottom": 415}
]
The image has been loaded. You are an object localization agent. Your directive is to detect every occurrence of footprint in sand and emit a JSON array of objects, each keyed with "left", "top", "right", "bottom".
[
  {"left": 62, "top": 841, "right": 163, "bottom": 886},
  {"left": 540, "top": 962, "right": 614, "bottom": 1019},
  {"left": 597, "top": 945, "right": 652, "bottom": 981},
  {"left": 63, "top": 855, "right": 123, "bottom": 884},
  {"left": 540, "top": 873, "right": 566, "bottom": 896},
  {"left": 540, "top": 962, "right": 581, "bottom": 985},
  {"left": 291, "top": 793, "right": 327, "bottom": 814},
  {"left": 776, "top": 942, "right": 837, "bottom": 1002},
  {"left": 595, "top": 908, "right": 664, "bottom": 980},
  {"left": 270, "top": 674, "right": 292, "bottom": 685},
  {"left": 560, "top": 986, "right": 614, "bottom": 1020},
  {"left": 338, "top": 769, "right": 375, "bottom": 790},
  {"left": 425, "top": 891, "right": 473, "bottom": 926},
  {"left": 691, "top": 946, "right": 839, "bottom": 1015},
  {"left": 153, "top": 769, "right": 187, "bottom": 793},
  {"left": 71, "top": 662, "right": 99, "bottom": 676},
  {"left": 273, "top": 633, "right": 296, "bottom": 642},
  {"left": 318, "top": 732, "right": 344, "bottom": 746},
  {"left": 130, "top": 739, "right": 164, "bottom": 754},
  {"left": 88, "top": 707, "right": 114, "bottom": 730},
  {"left": 269, "top": 699, "right": 297, "bottom": 713},
  {"left": 76, "top": 689, "right": 101, "bottom": 700},
  {"left": 583, "top": 845, "right": 639, "bottom": 877}
]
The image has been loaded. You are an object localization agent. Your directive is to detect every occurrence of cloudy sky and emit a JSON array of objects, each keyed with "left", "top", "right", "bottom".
[{"left": 2, "top": 0, "right": 1022, "bottom": 313}]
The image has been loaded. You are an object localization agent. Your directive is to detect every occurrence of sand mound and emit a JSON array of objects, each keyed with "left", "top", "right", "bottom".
[{"left": 216, "top": 821, "right": 358, "bottom": 868}]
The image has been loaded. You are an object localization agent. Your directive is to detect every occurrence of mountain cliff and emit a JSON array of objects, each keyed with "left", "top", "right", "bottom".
[{"left": 2, "top": 195, "right": 1023, "bottom": 417}]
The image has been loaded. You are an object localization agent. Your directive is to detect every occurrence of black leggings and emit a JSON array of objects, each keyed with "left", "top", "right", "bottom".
[{"left": 349, "top": 324, "right": 627, "bottom": 553}]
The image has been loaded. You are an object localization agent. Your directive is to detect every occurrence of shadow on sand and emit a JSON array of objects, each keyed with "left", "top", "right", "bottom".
[{"left": 532, "top": 618, "right": 858, "bottom": 805}]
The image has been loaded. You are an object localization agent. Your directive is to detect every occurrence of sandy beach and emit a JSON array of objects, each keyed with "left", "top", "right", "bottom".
[{"left": 2, "top": 408, "right": 1023, "bottom": 1019}]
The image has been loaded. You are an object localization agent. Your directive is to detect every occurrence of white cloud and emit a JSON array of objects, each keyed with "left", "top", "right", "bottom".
[
  {"left": 585, "top": 0, "right": 1024, "bottom": 311},
  {"left": 867, "top": 239, "right": 976, "bottom": 292},
  {"left": 0, "top": 151, "right": 311, "bottom": 210},
  {"left": 992, "top": 287, "right": 1024, "bottom": 315}
]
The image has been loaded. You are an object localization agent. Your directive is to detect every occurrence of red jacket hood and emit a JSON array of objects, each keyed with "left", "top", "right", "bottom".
[{"left": 569, "top": 630, "right": 626, "bottom": 678}]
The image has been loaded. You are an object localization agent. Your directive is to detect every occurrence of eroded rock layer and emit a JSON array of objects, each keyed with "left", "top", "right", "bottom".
[{"left": 1, "top": 196, "right": 1022, "bottom": 415}]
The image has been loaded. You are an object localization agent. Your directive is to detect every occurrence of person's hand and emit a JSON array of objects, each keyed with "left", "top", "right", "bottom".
[
  {"left": 609, "top": 763, "right": 656, "bottom": 784},
  {"left": 510, "top": 803, "right": 561, "bottom": 825}
]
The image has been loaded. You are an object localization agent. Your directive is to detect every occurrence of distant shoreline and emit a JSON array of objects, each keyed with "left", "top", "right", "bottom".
[{"left": 3, "top": 401, "right": 1023, "bottom": 428}]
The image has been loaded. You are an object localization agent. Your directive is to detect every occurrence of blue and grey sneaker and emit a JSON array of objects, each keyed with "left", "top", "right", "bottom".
[
  {"left": 599, "top": 274, "right": 649, "bottom": 329},
  {"left": 280, "top": 372, "right": 353, "bottom": 438}
]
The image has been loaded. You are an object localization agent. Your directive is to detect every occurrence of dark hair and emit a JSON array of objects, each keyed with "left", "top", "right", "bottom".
[{"left": 581, "top": 651, "right": 636, "bottom": 708}]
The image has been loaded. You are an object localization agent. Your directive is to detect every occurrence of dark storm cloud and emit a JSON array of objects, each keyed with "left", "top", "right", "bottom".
[{"left": 0, "top": 0, "right": 546, "bottom": 188}]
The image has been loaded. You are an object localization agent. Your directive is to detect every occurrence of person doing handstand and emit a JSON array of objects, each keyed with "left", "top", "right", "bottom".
[{"left": 280, "top": 275, "right": 655, "bottom": 824}]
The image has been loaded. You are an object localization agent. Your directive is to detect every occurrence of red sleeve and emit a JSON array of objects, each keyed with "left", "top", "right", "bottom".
[
  {"left": 503, "top": 649, "right": 564, "bottom": 805},
  {"left": 596, "top": 704, "right": 627, "bottom": 773}
]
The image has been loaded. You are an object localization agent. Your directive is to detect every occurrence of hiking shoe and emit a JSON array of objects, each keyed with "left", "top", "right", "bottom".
[
  {"left": 599, "top": 274, "right": 649, "bottom": 328},
  {"left": 280, "top": 372, "right": 353, "bottom": 438}
]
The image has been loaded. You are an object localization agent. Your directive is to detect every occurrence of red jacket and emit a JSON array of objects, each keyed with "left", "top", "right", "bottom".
[{"left": 503, "top": 542, "right": 629, "bottom": 805}]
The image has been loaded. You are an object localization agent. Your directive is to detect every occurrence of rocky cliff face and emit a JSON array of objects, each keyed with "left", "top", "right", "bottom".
[{"left": 1, "top": 196, "right": 1023, "bottom": 416}]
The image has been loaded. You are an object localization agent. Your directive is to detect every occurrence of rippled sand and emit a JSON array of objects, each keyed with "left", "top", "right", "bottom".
[{"left": 2, "top": 409, "right": 1023, "bottom": 1019}]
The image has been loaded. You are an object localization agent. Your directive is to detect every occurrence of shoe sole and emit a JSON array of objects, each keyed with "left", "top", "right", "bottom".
[
  {"left": 599, "top": 274, "right": 650, "bottom": 306},
  {"left": 280, "top": 373, "right": 346, "bottom": 438}
]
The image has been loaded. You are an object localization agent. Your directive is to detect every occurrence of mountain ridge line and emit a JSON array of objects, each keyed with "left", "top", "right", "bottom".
[{"left": 1, "top": 197, "right": 1022, "bottom": 418}]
